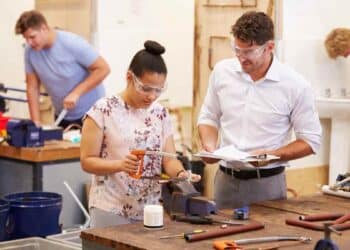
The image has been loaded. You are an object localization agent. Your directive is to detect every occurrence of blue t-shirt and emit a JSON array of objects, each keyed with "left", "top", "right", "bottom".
[{"left": 25, "top": 30, "right": 105, "bottom": 120}]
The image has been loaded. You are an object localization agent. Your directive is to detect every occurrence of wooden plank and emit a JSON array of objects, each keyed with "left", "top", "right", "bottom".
[{"left": 0, "top": 140, "right": 80, "bottom": 162}]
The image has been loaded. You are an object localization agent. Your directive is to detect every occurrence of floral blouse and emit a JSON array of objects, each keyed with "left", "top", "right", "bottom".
[{"left": 86, "top": 95, "right": 173, "bottom": 220}]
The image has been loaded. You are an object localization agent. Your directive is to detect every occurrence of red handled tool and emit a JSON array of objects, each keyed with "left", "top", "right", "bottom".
[
  {"left": 129, "top": 149, "right": 180, "bottom": 179},
  {"left": 129, "top": 149, "right": 145, "bottom": 179}
]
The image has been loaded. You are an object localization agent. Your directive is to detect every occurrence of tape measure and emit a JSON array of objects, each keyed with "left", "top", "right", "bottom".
[{"left": 233, "top": 206, "right": 249, "bottom": 220}]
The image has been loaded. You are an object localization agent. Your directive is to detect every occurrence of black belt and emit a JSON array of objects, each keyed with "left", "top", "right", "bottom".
[{"left": 219, "top": 165, "right": 285, "bottom": 180}]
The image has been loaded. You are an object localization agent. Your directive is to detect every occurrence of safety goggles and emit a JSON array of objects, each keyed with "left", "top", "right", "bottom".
[
  {"left": 232, "top": 42, "right": 267, "bottom": 59},
  {"left": 132, "top": 72, "right": 167, "bottom": 96}
]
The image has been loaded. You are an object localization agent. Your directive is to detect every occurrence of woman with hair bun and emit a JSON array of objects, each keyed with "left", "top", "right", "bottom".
[{"left": 80, "top": 41, "right": 200, "bottom": 227}]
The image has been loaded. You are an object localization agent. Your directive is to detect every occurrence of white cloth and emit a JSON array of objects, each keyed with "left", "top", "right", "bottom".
[{"left": 197, "top": 56, "right": 322, "bottom": 169}]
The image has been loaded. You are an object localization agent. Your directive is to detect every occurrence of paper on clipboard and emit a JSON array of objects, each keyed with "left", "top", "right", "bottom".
[{"left": 193, "top": 145, "right": 280, "bottom": 163}]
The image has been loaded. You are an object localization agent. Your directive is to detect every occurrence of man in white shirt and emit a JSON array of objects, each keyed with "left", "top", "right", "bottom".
[{"left": 197, "top": 11, "right": 322, "bottom": 209}]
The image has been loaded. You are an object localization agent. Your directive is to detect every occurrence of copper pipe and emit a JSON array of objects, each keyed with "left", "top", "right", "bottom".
[
  {"left": 286, "top": 219, "right": 324, "bottom": 231},
  {"left": 299, "top": 213, "right": 344, "bottom": 222},
  {"left": 332, "top": 222, "right": 350, "bottom": 231},
  {"left": 333, "top": 213, "right": 350, "bottom": 224},
  {"left": 185, "top": 222, "right": 264, "bottom": 242}
]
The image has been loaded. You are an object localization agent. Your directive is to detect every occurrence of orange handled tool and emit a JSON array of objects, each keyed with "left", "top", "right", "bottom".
[
  {"left": 213, "top": 240, "right": 242, "bottom": 250},
  {"left": 129, "top": 149, "right": 178, "bottom": 179},
  {"left": 129, "top": 149, "right": 146, "bottom": 179}
]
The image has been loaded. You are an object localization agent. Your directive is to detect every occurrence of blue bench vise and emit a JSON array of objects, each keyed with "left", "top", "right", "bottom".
[
  {"left": 162, "top": 180, "right": 217, "bottom": 217},
  {"left": 6, "top": 119, "right": 63, "bottom": 147}
]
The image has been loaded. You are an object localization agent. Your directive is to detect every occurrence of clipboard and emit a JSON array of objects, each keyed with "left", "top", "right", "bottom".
[{"left": 193, "top": 145, "right": 280, "bottom": 163}]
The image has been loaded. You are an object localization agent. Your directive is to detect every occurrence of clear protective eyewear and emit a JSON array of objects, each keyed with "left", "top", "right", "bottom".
[
  {"left": 132, "top": 72, "right": 167, "bottom": 96},
  {"left": 232, "top": 42, "right": 267, "bottom": 59}
]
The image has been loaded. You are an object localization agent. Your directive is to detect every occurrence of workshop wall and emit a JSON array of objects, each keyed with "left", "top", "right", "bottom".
[
  {"left": 1, "top": 1, "right": 347, "bottom": 198},
  {"left": 91, "top": 0, "right": 194, "bottom": 107},
  {"left": 277, "top": 0, "right": 350, "bottom": 187},
  {"left": 0, "top": 0, "right": 34, "bottom": 119}
]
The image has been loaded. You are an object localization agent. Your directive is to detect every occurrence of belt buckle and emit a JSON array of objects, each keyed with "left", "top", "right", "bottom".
[{"left": 225, "top": 166, "right": 234, "bottom": 179}]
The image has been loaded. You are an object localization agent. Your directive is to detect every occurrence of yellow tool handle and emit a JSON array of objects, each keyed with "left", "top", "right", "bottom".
[{"left": 159, "top": 229, "right": 205, "bottom": 239}]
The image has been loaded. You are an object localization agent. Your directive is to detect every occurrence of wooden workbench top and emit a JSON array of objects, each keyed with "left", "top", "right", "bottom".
[
  {"left": 0, "top": 140, "right": 80, "bottom": 162},
  {"left": 254, "top": 193, "right": 350, "bottom": 214},
  {"left": 80, "top": 194, "right": 350, "bottom": 250}
]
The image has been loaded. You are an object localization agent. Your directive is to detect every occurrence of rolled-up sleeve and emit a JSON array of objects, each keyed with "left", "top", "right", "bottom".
[
  {"left": 86, "top": 99, "right": 106, "bottom": 129},
  {"left": 291, "top": 85, "right": 322, "bottom": 153}
]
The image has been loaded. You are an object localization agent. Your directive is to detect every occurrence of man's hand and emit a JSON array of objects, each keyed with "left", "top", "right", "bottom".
[
  {"left": 249, "top": 149, "right": 275, "bottom": 168},
  {"left": 200, "top": 144, "right": 220, "bottom": 164},
  {"left": 63, "top": 92, "right": 80, "bottom": 110}
]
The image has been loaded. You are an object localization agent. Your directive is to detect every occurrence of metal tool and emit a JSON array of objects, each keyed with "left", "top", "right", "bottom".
[
  {"left": 213, "top": 236, "right": 311, "bottom": 250},
  {"left": 129, "top": 149, "right": 145, "bottom": 179},
  {"left": 0, "top": 83, "right": 48, "bottom": 113},
  {"left": 233, "top": 206, "right": 249, "bottom": 220},
  {"left": 6, "top": 119, "right": 62, "bottom": 147},
  {"left": 330, "top": 175, "right": 350, "bottom": 191},
  {"left": 185, "top": 222, "right": 265, "bottom": 242},
  {"left": 172, "top": 215, "right": 244, "bottom": 226},
  {"left": 54, "top": 109, "right": 68, "bottom": 127},
  {"left": 141, "top": 175, "right": 188, "bottom": 184},
  {"left": 159, "top": 229, "right": 206, "bottom": 239},
  {"left": 145, "top": 150, "right": 178, "bottom": 159},
  {"left": 245, "top": 153, "right": 280, "bottom": 162},
  {"left": 314, "top": 223, "right": 340, "bottom": 250},
  {"left": 162, "top": 180, "right": 217, "bottom": 216},
  {"left": 130, "top": 149, "right": 192, "bottom": 180},
  {"left": 234, "top": 236, "right": 312, "bottom": 245}
]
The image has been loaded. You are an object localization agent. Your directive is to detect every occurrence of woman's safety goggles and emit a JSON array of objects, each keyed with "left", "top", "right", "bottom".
[{"left": 132, "top": 72, "right": 167, "bottom": 96}]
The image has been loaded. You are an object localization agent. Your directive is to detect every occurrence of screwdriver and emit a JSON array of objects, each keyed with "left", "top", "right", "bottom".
[
  {"left": 172, "top": 215, "right": 244, "bottom": 225},
  {"left": 159, "top": 229, "right": 206, "bottom": 239}
]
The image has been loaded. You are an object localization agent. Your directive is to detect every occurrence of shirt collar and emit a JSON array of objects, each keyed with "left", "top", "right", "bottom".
[{"left": 233, "top": 55, "right": 281, "bottom": 83}]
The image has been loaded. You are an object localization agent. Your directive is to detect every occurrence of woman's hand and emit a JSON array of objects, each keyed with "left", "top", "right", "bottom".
[
  {"left": 118, "top": 154, "right": 140, "bottom": 174},
  {"left": 178, "top": 170, "right": 201, "bottom": 183}
]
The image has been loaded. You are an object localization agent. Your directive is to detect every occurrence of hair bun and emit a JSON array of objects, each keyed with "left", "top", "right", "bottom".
[{"left": 144, "top": 40, "right": 165, "bottom": 55}]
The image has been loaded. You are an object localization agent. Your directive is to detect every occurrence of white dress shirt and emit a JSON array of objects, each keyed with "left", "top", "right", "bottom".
[{"left": 197, "top": 56, "right": 322, "bottom": 169}]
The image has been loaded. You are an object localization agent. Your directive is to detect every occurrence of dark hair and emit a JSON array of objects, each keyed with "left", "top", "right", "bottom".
[
  {"left": 231, "top": 11, "right": 274, "bottom": 45},
  {"left": 15, "top": 10, "right": 48, "bottom": 35},
  {"left": 129, "top": 40, "right": 167, "bottom": 77}
]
